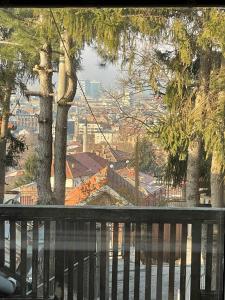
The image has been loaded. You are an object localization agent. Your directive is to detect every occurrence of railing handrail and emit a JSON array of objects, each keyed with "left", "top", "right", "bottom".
[
  {"left": 0, "top": 205, "right": 224, "bottom": 223},
  {"left": 0, "top": 205, "right": 224, "bottom": 299}
]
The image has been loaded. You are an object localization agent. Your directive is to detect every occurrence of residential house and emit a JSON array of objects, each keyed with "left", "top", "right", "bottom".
[
  {"left": 51, "top": 152, "right": 109, "bottom": 189},
  {"left": 65, "top": 166, "right": 144, "bottom": 206},
  {"left": 66, "top": 140, "right": 82, "bottom": 155},
  {"left": 10, "top": 152, "right": 109, "bottom": 206},
  {"left": 13, "top": 182, "right": 38, "bottom": 205},
  {"left": 116, "top": 168, "right": 166, "bottom": 205},
  {"left": 93, "top": 145, "right": 131, "bottom": 169},
  {"left": 65, "top": 165, "right": 167, "bottom": 207}
]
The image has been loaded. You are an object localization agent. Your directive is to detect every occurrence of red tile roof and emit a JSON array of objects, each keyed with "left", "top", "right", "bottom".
[
  {"left": 65, "top": 167, "right": 108, "bottom": 205},
  {"left": 51, "top": 152, "right": 109, "bottom": 179},
  {"left": 65, "top": 167, "right": 145, "bottom": 206}
]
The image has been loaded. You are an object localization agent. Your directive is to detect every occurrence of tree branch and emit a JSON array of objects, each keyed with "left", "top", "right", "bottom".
[
  {"left": 24, "top": 90, "right": 42, "bottom": 101},
  {"left": 0, "top": 41, "right": 21, "bottom": 46}
]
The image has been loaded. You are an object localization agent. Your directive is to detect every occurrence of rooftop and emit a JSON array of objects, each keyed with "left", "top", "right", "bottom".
[{"left": 51, "top": 152, "right": 109, "bottom": 179}]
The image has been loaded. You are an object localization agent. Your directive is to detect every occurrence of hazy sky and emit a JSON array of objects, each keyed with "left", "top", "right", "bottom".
[
  {"left": 78, "top": 46, "right": 121, "bottom": 89},
  {"left": 26, "top": 45, "right": 121, "bottom": 93}
]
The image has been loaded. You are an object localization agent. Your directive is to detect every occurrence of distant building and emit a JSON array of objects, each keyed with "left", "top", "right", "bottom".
[
  {"left": 89, "top": 81, "right": 101, "bottom": 99},
  {"left": 67, "top": 119, "right": 75, "bottom": 139},
  {"left": 12, "top": 182, "right": 38, "bottom": 205},
  {"left": 121, "top": 91, "right": 131, "bottom": 107},
  {"left": 76, "top": 80, "right": 102, "bottom": 99},
  {"left": 74, "top": 119, "right": 103, "bottom": 136},
  {"left": 91, "top": 145, "right": 132, "bottom": 170},
  {"left": 12, "top": 112, "right": 38, "bottom": 132},
  {"left": 67, "top": 140, "right": 82, "bottom": 155},
  {"left": 94, "top": 130, "right": 113, "bottom": 144}
]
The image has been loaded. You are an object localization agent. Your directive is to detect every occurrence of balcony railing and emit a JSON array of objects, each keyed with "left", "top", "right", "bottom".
[{"left": 0, "top": 205, "right": 224, "bottom": 299}]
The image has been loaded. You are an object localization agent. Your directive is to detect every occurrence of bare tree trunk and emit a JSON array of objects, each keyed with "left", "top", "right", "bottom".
[
  {"left": 0, "top": 88, "right": 12, "bottom": 203},
  {"left": 53, "top": 38, "right": 67, "bottom": 205},
  {"left": 135, "top": 135, "right": 139, "bottom": 205},
  {"left": 36, "top": 43, "right": 54, "bottom": 204},
  {"left": 210, "top": 58, "right": 225, "bottom": 208},
  {"left": 54, "top": 31, "right": 77, "bottom": 205},
  {"left": 211, "top": 152, "right": 224, "bottom": 207},
  {"left": 186, "top": 137, "right": 201, "bottom": 207},
  {"left": 186, "top": 48, "right": 211, "bottom": 207}
]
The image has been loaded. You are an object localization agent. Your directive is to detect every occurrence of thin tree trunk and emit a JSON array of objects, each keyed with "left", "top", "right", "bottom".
[
  {"left": 36, "top": 43, "right": 53, "bottom": 204},
  {"left": 54, "top": 31, "right": 77, "bottom": 205},
  {"left": 0, "top": 88, "right": 12, "bottom": 203},
  {"left": 210, "top": 152, "right": 224, "bottom": 207},
  {"left": 135, "top": 135, "right": 139, "bottom": 205}
]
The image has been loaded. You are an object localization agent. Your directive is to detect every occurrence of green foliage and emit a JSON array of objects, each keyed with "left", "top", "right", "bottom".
[
  {"left": 203, "top": 88, "right": 225, "bottom": 169},
  {"left": 15, "top": 153, "right": 38, "bottom": 187},
  {"left": 172, "top": 19, "right": 192, "bottom": 66},
  {"left": 49, "top": 8, "right": 139, "bottom": 64},
  {"left": 197, "top": 9, "right": 225, "bottom": 53},
  {"left": 2, "top": 7, "right": 225, "bottom": 190},
  {"left": 116, "top": 8, "right": 225, "bottom": 189},
  {"left": 151, "top": 112, "right": 189, "bottom": 159},
  {"left": 0, "top": 9, "right": 39, "bottom": 95},
  {"left": 164, "top": 152, "right": 187, "bottom": 186},
  {"left": 128, "top": 8, "right": 167, "bottom": 37},
  {"left": 148, "top": 9, "right": 225, "bottom": 186},
  {"left": 164, "top": 144, "right": 211, "bottom": 189},
  {"left": 5, "top": 133, "right": 27, "bottom": 167},
  {"left": 199, "top": 149, "right": 211, "bottom": 193},
  {"left": 129, "top": 136, "right": 163, "bottom": 175},
  {"left": 24, "top": 152, "right": 38, "bottom": 179},
  {"left": 150, "top": 110, "right": 189, "bottom": 185}
]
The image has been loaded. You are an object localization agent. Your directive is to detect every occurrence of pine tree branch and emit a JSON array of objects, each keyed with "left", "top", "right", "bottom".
[{"left": 0, "top": 41, "right": 21, "bottom": 46}]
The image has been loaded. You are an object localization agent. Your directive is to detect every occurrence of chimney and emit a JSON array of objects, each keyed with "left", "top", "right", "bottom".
[{"left": 83, "top": 119, "right": 88, "bottom": 152}]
